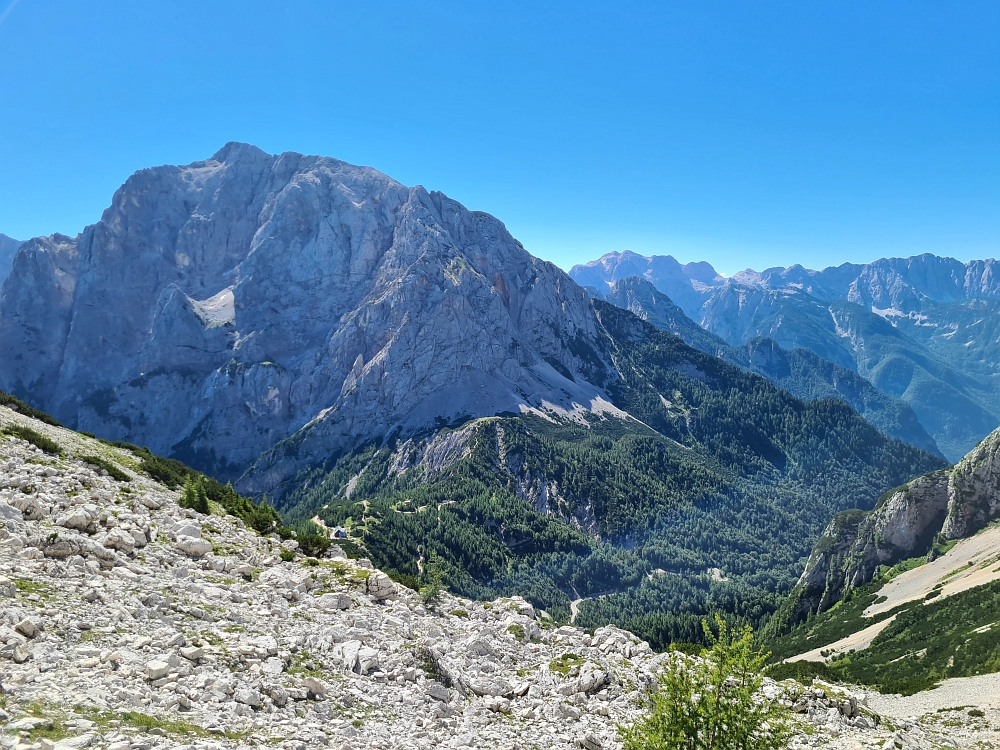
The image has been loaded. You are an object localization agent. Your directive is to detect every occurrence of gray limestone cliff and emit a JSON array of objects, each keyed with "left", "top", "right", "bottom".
[
  {"left": 790, "top": 427, "right": 1000, "bottom": 619},
  {"left": 0, "top": 144, "right": 616, "bottom": 495},
  {"left": 0, "top": 233, "right": 22, "bottom": 285}
]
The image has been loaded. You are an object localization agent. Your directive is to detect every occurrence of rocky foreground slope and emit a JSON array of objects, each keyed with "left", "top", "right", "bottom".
[{"left": 0, "top": 408, "right": 981, "bottom": 749}]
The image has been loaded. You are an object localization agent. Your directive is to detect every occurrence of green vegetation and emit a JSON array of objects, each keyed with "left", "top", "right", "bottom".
[
  {"left": 77, "top": 454, "right": 131, "bottom": 482},
  {"left": 277, "top": 307, "right": 942, "bottom": 645},
  {"left": 4, "top": 424, "right": 61, "bottom": 455},
  {"left": 420, "top": 551, "right": 446, "bottom": 610},
  {"left": 548, "top": 652, "right": 584, "bottom": 675},
  {"left": 279, "top": 549, "right": 295, "bottom": 562},
  {"left": 507, "top": 623, "right": 526, "bottom": 641},
  {"left": 0, "top": 389, "right": 62, "bottom": 426},
  {"left": 179, "top": 477, "right": 210, "bottom": 514},
  {"left": 619, "top": 617, "right": 789, "bottom": 750},
  {"left": 769, "top": 578, "right": 1000, "bottom": 695},
  {"left": 104, "top": 439, "right": 281, "bottom": 532},
  {"left": 297, "top": 533, "right": 331, "bottom": 558}
]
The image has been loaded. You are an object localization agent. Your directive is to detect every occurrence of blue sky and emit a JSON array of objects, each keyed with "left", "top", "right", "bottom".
[{"left": 0, "top": 1, "right": 996, "bottom": 275}]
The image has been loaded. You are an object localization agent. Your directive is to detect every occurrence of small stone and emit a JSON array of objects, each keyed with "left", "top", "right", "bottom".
[{"left": 179, "top": 645, "right": 204, "bottom": 661}]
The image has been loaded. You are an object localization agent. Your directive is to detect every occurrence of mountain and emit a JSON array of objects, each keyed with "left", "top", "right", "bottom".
[
  {"left": 0, "top": 143, "right": 614, "bottom": 489},
  {"left": 0, "top": 233, "right": 22, "bottom": 286},
  {"left": 571, "top": 251, "right": 1000, "bottom": 461},
  {"left": 0, "top": 145, "right": 943, "bottom": 646},
  {"left": 277, "top": 301, "right": 943, "bottom": 642},
  {"left": 0, "top": 400, "right": 973, "bottom": 750},
  {"left": 570, "top": 250, "right": 725, "bottom": 317},
  {"left": 767, "top": 426, "right": 1000, "bottom": 695},
  {"left": 600, "top": 276, "right": 942, "bottom": 456}
]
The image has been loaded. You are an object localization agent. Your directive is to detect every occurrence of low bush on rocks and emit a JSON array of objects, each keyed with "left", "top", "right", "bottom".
[
  {"left": 77, "top": 453, "right": 131, "bottom": 482},
  {"left": 298, "top": 532, "right": 332, "bottom": 558},
  {"left": 3, "top": 424, "right": 62, "bottom": 455},
  {"left": 619, "top": 616, "right": 789, "bottom": 750}
]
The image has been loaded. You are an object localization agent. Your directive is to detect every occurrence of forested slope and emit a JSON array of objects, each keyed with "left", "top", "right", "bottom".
[{"left": 277, "top": 303, "right": 944, "bottom": 645}]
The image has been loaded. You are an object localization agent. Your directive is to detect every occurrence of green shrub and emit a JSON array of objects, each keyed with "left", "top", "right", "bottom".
[
  {"left": 419, "top": 551, "right": 446, "bottom": 610},
  {"left": 4, "top": 425, "right": 61, "bottom": 455},
  {"left": 619, "top": 616, "right": 789, "bottom": 750},
  {"left": 78, "top": 454, "right": 130, "bottom": 482},
  {"left": 297, "top": 533, "right": 331, "bottom": 558},
  {"left": 0, "top": 390, "right": 62, "bottom": 426},
  {"left": 279, "top": 549, "right": 295, "bottom": 563},
  {"left": 387, "top": 569, "right": 420, "bottom": 591}
]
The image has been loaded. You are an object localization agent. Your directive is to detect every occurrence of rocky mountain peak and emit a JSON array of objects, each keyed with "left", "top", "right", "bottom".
[{"left": 0, "top": 146, "right": 616, "bottom": 494}]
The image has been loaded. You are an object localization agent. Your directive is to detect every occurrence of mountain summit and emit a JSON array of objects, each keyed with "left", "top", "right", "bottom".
[{"left": 0, "top": 144, "right": 614, "bottom": 491}]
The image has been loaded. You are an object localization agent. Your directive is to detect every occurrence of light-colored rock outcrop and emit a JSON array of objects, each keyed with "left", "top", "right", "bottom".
[{"left": 792, "top": 426, "right": 1000, "bottom": 618}]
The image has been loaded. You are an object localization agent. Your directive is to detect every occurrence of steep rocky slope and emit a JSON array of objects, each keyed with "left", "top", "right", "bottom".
[
  {"left": 789, "top": 426, "right": 1000, "bottom": 620},
  {"left": 0, "top": 234, "right": 21, "bottom": 288},
  {"left": 599, "top": 277, "right": 941, "bottom": 456},
  {"left": 0, "top": 144, "right": 613, "bottom": 491},
  {"left": 571, "top": 251, "right": 1000, "bottom": 460},
  {"left": 0, "top": 406, "right": 982, "bottom": 750}
]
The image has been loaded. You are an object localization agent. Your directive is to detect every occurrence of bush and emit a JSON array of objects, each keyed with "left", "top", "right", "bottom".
[
  {"left": 420, "top": 551, "right": 446, "bottom": 610},
  {"left": 0, "top": 390, "right": 62, "bottom": 426},
  {"left": 279, "top": 549, "right": 296, "bottom": 562},
  {"left": 618, "top": 616, "right": 789, "bottom": 750},
  {"left": 298, "top": 533, "right": 331, "bottom": 558},
  {"left": 4, "top": 425, "right": 61, "bottom": 455}
]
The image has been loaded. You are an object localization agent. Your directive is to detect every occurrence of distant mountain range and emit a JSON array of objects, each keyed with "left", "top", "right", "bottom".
[
  {"left": 573, "top": 251, "right": 1000, "bottom": 461},
  {"left": 0, "top": 144, "right": 944, "bottom": 644}
]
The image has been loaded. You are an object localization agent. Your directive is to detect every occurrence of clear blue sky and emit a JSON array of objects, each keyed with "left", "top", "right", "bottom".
[{"left": 0, "top": 1, "right": 997, "bottom": 275}]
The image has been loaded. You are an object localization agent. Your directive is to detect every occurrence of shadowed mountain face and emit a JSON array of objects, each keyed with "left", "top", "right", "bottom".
[
  {"left": 572, "top": 252, "right": 1000, "bottom": 461},
  {"left": 0, "top": 233, "right": 22, "bottom": 287},
  {"left": 600, "top": 277, "right": 942, "bottom": 457},
  {"left": 0, "top": 144, "right": 616, "bottom": 492}
]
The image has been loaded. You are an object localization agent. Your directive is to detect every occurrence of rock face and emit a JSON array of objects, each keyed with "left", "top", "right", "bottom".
[
  {"left": 0, "top": 144, "right": 615, "bottom": 492},
  {"left": 792, "top": 426, "right": 1000, "bottom": 619},
  {"left": 571, "top": 252, "right": 1000, "bottom": 461},
  {"left": 0, "top": 406, "right": 975, "bottom": 750},
  {"left": 0, "top": 233, "right": 22, "bottom": 287},
  {"left": 602, "top": 277, "right": 942, "bottom": 456}
]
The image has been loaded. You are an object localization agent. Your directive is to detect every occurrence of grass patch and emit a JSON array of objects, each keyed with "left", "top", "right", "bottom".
[
  {"left": 506, "top": 624, "right": 526, "bottom": 641},
  {"left": 549, "top": 652, "right": 584, "bottom": 675}
]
